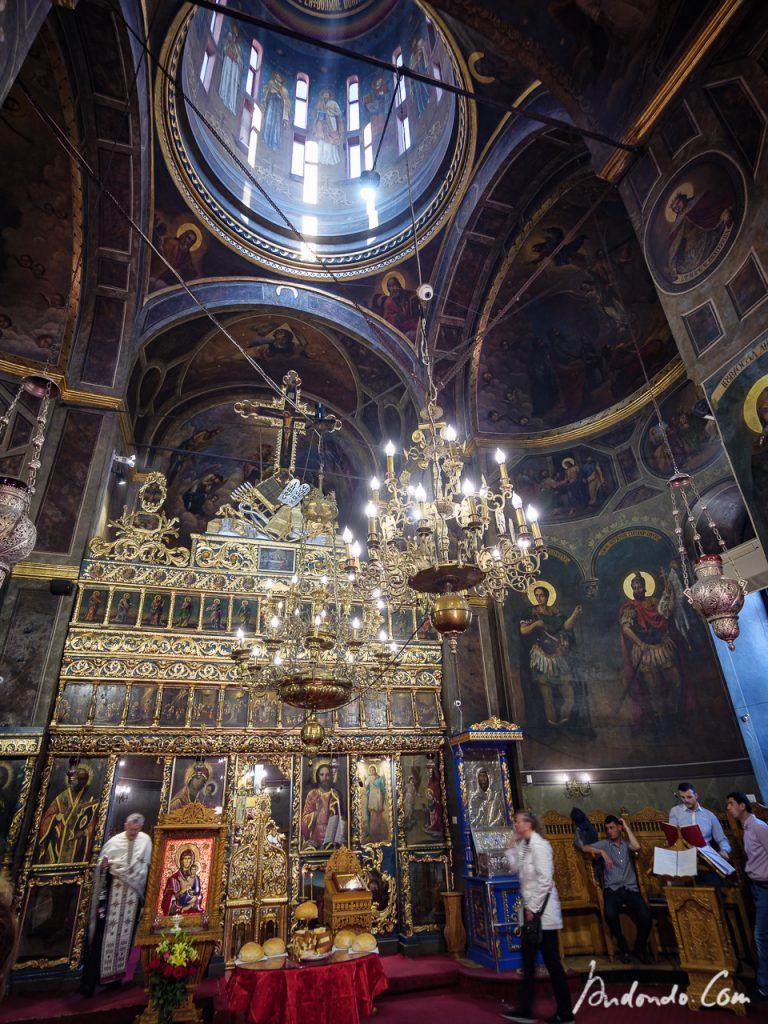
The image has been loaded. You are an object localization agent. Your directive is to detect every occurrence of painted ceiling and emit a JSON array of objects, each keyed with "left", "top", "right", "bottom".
[{"left": 159, "top": 0, "right": 472, "bottom": 276}]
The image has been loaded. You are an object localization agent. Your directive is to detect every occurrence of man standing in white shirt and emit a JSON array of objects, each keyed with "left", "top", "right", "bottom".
[{"left": 670, "top": 782, "right": 730, "bottom": 884}]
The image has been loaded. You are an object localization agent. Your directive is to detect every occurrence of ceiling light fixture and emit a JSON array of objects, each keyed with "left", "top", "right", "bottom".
[{"left": 0, "top": 374, "right": 59, "bottom": 587}]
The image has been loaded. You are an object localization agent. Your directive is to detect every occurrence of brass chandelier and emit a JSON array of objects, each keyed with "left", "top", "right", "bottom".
[
  {"left": 230, "top": 489, "right": 392, "bottom": 747},
  {"left": 360, "top": 327, "right": 546, "bottom": 649}
]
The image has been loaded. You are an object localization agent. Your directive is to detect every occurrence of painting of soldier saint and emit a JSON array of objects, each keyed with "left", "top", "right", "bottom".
[
  {"left": 645, "top": 156, "right": 744, "bottom": 293},
  {"left": 618, "top": 569, "right": 688, "bottom": 731},
  {"left": 35, "top": 759, "right": 106, "bottom": 865},
  {"left": 358, "top": 759, "right": 391, "bottom": 845},
  {"left": 363, "top": 693, "right": 387, "bottom": 729},
  {"left": 337, "top": 697, "right": 360, "bottom": 729},
  {"left": 390, "top": 691, "right": 414, "bottom": 728},
  {"left": 300, "top": 757, "right": 348, "bottom": 851},
  {"left": 467, "top": 761, "right": 507, "bottom": 830},
  {"left": 169, "top": 758, "right": 226, "bottom": 813},
  {"left": 157, "top": 838, "right": 214, "bottom": 918},
  {"left": 519, "top": 582, "right": 587, "bottom": 729}
]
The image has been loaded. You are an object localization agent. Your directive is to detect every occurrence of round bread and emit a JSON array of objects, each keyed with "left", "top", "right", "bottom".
[
  {"left": 239, "top": 941, "right": 264, "bottom": 962},
  {"left": 263, "top": 937, "right": 285, "bottom": 957},
  {"left": 294, "top": 900, "right": 318, "bottom": 921},
  {"left": 351, "top": 932, "right": 377, "bottom": 953},
  {"left": 334, "top": 929, "right": 356, "bottom": 950}
]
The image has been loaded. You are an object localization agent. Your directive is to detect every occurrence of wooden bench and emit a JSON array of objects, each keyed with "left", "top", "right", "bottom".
[{"left": 540, "top": 810, "right": 611, "bottom": 956}]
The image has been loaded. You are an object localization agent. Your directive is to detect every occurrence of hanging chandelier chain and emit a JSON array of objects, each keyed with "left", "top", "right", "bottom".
[
  {"left": 0, "top": 383, "right": 23, "bottom": 441},
  {"left": 25, "top": 378, "right": 55, "bottom": 493}
]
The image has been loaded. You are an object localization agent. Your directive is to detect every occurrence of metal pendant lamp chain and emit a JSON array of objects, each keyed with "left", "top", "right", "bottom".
[{"left": 593, "top": 209, "right": 746, "bottom": 648}]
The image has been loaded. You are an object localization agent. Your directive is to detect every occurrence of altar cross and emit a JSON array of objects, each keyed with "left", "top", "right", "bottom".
[{"left": 234, "top": 371, "right": 311, "bottom": 480}]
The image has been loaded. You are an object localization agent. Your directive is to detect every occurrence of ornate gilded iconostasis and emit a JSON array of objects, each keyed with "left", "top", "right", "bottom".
[
  {"left": 9, "top": 469, "right": 453, "bottom": 977},
  {"left": 4, "top": 0, "right": 768, "bottom": 985}
]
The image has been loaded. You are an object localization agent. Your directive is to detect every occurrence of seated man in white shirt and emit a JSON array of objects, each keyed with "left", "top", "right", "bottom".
[{"left": 670, "top": 782, "right": 731, "bottom": 885}]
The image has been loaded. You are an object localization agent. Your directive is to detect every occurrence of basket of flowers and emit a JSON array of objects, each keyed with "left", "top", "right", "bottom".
[{"left": 145, "top": 930, "right": 201, "bottom": 1024}]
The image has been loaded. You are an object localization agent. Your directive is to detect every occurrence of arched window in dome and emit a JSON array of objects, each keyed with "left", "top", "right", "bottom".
[
  {"left": 294, "top": 74, "right": 309, "bottom": 130},
  {"left": 247, "top": 106, "right": 262, "bottom": 167},
  {"left": 393, "top": 49, "right": 407, "bottom": 107},
  {"left": 363, "top": 122, "right": 374, "bottom": 171},
  {"left": 245, "top": 41, "right": 262, "bottom": 100},
  {"left": 433, "top": 61, "right": 443, "bottom": 102},
  {"left": 200, "top": 46, "right": 216, "bottom": 92},
  {"left": 303, "top": 140, "right": 319, "bottom": 203},
  {"left": 348, "top": 136, "right": 361, "bottom": 179},
  {"left": 239, "top": 41, "right": 263, "bottom": 146},
  {"left": 291, "top": 135, "right": 305, "bottom": 177},
  {"left": 209, "top": 4, "right": 225, "bottom": 44},
  {"left": 397, "top": 109, "right": 411, "bottom": 154},
  {"left": 347, "top": 77, "right": 360, "bottom": 133}
]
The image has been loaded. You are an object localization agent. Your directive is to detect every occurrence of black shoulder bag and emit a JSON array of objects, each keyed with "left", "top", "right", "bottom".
[
  {"left": 520, "top": 890, "right": 552, "bottom": 945},
  {"left": 520, "top": 841, "right": 553, "bottom": 945}
]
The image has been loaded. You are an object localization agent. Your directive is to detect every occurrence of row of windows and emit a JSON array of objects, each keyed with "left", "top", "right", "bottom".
[{"left": 199, "top": 25, "right": 442, "bottom": 177}]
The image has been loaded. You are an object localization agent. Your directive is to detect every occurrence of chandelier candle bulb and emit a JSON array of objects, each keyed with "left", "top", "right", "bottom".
[
  {"left": 526, "top": 505, "right": 544, "bottom": 549},
  {"left": 461, "top": 478, "right": 477, "bottom": 518},
  {"left": 385, "top": 440, "right": 396, "bottom": 480},
  {"left": 444, "top": 424, "right": 457, "bottom": 442},
  {"left": 494, "top": 448, "right": 510, "bottom": 488}
]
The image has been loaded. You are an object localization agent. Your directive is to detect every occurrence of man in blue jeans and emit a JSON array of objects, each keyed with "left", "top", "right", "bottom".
[
  {"left": 726, "top": 792, "right": 768, "bottom": 1001},
  {"left": 581, "top": 814, "right": 652, "bottom": 963}
]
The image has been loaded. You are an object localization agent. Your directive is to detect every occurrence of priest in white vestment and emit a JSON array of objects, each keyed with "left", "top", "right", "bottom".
[{"left": 81, "top": 813, "right": 152, "bottom": 995}]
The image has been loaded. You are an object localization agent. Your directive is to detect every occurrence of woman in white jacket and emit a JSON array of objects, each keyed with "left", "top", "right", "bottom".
[{"left": 503, "top": 811, "right": 573, "bottom": 1024}]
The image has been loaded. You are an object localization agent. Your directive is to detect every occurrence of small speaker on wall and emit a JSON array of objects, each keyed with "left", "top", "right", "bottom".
[{"left": 50, "top": 579, "right": 74, "bottom": 596}]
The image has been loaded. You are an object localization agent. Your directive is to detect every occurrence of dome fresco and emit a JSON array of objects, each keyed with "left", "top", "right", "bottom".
[
  {"left": 473, "top": 180, "right": 679, "bottom": 436},
  {"left": 158, "top": 0, "right": 472, "bottom": 276}
]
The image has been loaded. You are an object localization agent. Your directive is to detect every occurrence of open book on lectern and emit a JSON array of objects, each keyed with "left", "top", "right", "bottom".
[
  {"left": 653, "top": 845, "right": 697, "bottom": 877},
  {"left": 657, "top": 822, "right": 735, "bottom": 877}
]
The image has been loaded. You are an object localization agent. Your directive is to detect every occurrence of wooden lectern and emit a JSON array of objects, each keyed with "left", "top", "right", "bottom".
[{"left": 323, "top": 846, "right": 373, "bottom": 934}]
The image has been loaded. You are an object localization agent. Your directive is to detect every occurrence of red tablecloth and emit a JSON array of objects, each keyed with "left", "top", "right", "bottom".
[{"left": 226, "top": 953, "right": 388, "bottom": 1024}]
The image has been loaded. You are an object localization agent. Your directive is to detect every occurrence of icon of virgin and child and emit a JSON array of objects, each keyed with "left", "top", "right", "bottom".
[{"left": 160, "top": 846, "right": 204, "bottom": 916}]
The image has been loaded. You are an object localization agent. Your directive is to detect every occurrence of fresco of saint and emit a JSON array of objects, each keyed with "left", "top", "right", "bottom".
[{"left": 36, "top": 763, "right": 100, "bottom": 865}]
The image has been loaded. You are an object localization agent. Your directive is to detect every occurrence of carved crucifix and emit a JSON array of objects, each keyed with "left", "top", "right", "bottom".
[{"left": 234, "top": 371, "right": 311, "bottom": 480}]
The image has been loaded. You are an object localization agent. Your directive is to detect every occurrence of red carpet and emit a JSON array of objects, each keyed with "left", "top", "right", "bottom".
[{"left": 1, "top": 954, "right": 759, "bottom": 1022}]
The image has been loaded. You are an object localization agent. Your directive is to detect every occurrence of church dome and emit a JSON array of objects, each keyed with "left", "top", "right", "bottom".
[{"left": 157, "top": 0, "right": 473, "bottom": 278}]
